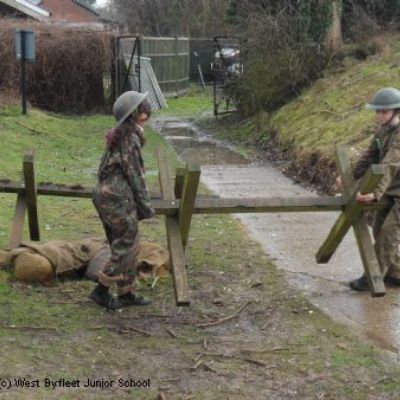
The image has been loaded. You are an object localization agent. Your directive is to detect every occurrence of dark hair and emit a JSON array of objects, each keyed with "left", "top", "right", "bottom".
[
  {"left": 134, "top": 99, "right": 152, "bottom": 121},
  {"left": 105, "top": 100, "right": 151, "bottom": 149}
]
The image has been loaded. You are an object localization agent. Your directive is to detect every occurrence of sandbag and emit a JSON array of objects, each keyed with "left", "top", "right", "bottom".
[
  {"left": 14, "top": 252, "right": 54, "bottom": 285},
  {"left": 85, "top": 241, "right": 171, "bottom": 282}
]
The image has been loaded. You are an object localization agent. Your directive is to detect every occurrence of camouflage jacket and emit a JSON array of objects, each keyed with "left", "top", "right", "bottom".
[
  {"left": 353, "top": 124, "right": 400, "bottom": 200},
  {"left": 96, "top": 125, "right": 155, "bottom": 220}
]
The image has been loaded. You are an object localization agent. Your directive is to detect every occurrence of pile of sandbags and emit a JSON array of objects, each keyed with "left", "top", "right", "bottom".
[{"left": 0, "top": 239, "right": 170, "bottom": 285}]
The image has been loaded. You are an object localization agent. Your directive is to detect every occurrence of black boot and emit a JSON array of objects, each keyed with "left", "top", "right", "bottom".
[
  {"left": 349, "top": 275, "right": 369, "bottom": 291},
  {"left": 384, "top": 276, "right": 400, "bottom": 286},
  {"left": 90, "top": 283, "right": 121, "bottom": 310},
  {"left": 118, "top": 292, "right": 151, "bottom": 306}
]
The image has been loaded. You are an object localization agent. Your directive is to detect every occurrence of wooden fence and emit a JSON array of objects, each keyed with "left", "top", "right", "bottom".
[{"left": 120, "top": 36, "right": 190, "bottom": 98}]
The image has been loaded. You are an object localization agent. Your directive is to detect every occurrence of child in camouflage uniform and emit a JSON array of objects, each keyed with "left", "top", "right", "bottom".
[
  {"left": 90, "top": 91, "right": 155, "bottom": 309},
  {"left": 336, "top": 87, "right": 400, "bottom": 291}
]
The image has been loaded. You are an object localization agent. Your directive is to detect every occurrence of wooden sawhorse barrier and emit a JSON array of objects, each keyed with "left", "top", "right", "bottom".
[{"left": 0, "top": 147, "right": 390, "bottom": 305}]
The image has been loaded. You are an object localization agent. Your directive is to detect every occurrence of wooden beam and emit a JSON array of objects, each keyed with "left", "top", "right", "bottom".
[
  {"left": 0, "top": 180, "right": 163, "bottom": 200},
  {"left": 8, "top": 193, "right": 27, "bottom": 250},
  {"left": 157, "top": 150, "right": 190, "bottom": 306},
  {"left": 23, "top": 150, "right": 40, "bottom": 241},
  {"left": 335, "top": 146, "right": 385, "bottom": 297},
  {"left": 193, "top": 196, "right": 348, "bottom": 213},
  {"left": 0, "top": 180, "right": 391, "bottom": 211},
  {"left": 179, "top": 164, "right": 201, "bottom": 249},
  {"left": 316, "top": 164, "right": 384, "bottom": 264}
]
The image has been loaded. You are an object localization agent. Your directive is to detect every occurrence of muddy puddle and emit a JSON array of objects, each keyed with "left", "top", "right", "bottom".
[
  {"left": 154, "top": 117, "right": 400, "bottom": 353},
  {"left": 153, "top": 118, "right": 249, "bottom": 166}
]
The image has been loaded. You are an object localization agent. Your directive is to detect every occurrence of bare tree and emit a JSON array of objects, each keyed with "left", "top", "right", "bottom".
[{"left": 109, "top": 0, "right": 231, "bottom": 36}]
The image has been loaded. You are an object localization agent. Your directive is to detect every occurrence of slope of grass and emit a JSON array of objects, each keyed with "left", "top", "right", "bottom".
[{"left": 211, "top": 34, "right": 400, "bottom": 190}]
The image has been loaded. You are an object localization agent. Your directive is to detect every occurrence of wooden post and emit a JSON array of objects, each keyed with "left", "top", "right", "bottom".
[
  {"left": 157, "top": 150, "right": 190, "bottom": 306},
  {"left": 8, "top": 193, "right": 27, "bottom": 249},
  {"left": 23, "top": 150, "right": 40, "bottom": 241},
  {"left": 316, "top": 164, "right": 384, "bottom": 264},
  {"left": 335, "top": 146, "right": 385, "bottom": 296},
  {"left": 174, "top": 167, "right": 185, "bottom": 199},
  {"left": 179, "top": 164, "right": 201, "bottom": 249}
]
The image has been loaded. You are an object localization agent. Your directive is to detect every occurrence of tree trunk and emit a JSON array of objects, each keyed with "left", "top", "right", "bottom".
[{"left": 325, "top": 0, "right": 343, "bottom": 52}]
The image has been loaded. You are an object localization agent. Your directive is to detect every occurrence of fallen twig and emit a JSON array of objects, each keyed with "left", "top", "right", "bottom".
[
  {"left": 191, "top": 360, "right": 203, "bottom": 370},
  {"left": 243, "top": 358, "right": 267, "bottom": 367},
  {"left": 122, "top": 325, "right": 152, "bottom": 336},
  {"left": 2, "top": 324, "right": 61, "bottom": 333},
  {"left": 90, "top": 324, "right": 152, "bottom": 336},
  {"left": 201, "top": 352, "right": 268, "bottom": 368},
  {"left": 240, "top": 347, "right": 289, "bottom": 354},
  {"left": 89, "top": 325, "right": 108, "bottom": 330},
  {"left": 195, "top": 301, "right": 250, "bottom": 328},
  {"left": 14, "top": 121, "right": 49, "bottom": 136},
  {"left": 203, "top": 363, "right": 217, "bottom": 373},
  {"left": 151, "top": 276, "right": 160, "bottom": 289},
  {"left": 166, "top": 327, "right": 178, "bottom": 338}
]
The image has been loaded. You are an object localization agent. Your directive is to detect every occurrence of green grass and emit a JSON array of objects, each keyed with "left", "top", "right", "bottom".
[{"left": 157, "top": 84, "right": 213, "bottom": 117}]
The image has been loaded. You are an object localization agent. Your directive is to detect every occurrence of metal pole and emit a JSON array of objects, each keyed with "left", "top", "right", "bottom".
[
  {"left": 116, "top": 36, "right": 120, "bottom": 98},
  {"left": 138, "top": 36, "right": 141, "bottom": 92},
  {"left": 21, "top": 30, "right": 27, "bottom": 115},
  {"left": 213, "top": 38, "right": 218, "bottom": 117},
  {"left": 175, "top": 37, "right": 179, "bottom": 97},
  {"left": 122, "top": 38, "right": 137, "bottom": 93}
]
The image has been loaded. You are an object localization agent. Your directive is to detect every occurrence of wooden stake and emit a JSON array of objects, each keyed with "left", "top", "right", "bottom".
[
  {"left": 334, "top": 146, "right": 385, "bottom": 296},
  {"left": 174, "top": 167, "right": 185, "bottom": 199},
  {"left": 316, "top": 164, "right": 384, "bottom": 264},
  {"left": 8, "top": 193, "right": 27, "bottom": 249},
  {"left": 157, "top": 149, "right": 190, "bottom": 306},
  {"left": 23, "top": 150, "right": 40, "bottom": 241},
  {"left": 179, "top": 164, "right": 201, "bottom": 249}
]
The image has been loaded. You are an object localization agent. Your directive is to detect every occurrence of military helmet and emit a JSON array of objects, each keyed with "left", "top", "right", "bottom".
[
  {"left": 366, "top": 87, "right": 400, "bottom": 110},
  {"left": 113, "top": 91, "right": 148, "bottom": 125}
]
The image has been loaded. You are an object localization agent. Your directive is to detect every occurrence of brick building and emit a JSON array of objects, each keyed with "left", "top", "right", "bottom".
[
  {"left": 0, "top": 0, "right": 103, "bottom": 26},
  {"left": 40, "top": 0, "right": 99, "bottom": 23}
]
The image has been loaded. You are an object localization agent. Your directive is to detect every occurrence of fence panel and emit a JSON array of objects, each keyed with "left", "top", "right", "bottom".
[{"left": 141, "top": 37, "right": 190, "bottom": 98}]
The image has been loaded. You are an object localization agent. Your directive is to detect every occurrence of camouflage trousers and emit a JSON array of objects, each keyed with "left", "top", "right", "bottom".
[
  {"left": 373, "top": 197, "right": 400, "bottom": 280},
  {"left": 92, "top": 188, "right": 139, "bottom": 295}
]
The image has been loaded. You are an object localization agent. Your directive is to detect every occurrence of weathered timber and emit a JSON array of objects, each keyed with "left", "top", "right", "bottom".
[
  {"left": 335, "top": 146, "right": 385, "bottom": 296},
  {"left": 23, "top": 151, "right": 40, "bottom": 241},
  {"left": 8, "top": 193, "right": 27, "bottom": 249},
  {"left": 174, "top": 168, "right": 185, "bottom": 199},
  {"left": 157, "top": 149, "right": 190, "bottom": 306},
  {"left": 179, "top": 164, "right": 201, "bottom": 249},
  {"left": 165, "top": 217, "right": 190, "bottom": 306},
  {"left": 194, "top": 196, "right": 347, "bottom": 213},
  {"left": 0, "top": 180, "right": 162, "bottom": 199},
  {"left": 316, "top": 164, "right": 384, "bottom": 264},
  {"left": 0, "top": 181, "right": 390, "bottom": 212}
]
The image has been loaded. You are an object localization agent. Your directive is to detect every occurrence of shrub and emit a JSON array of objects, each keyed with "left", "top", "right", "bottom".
[{"left": 0, "top": 19, "right": 114, "bottom": 113}]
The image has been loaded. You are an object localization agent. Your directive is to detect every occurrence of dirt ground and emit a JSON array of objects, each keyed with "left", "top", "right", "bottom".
[{"left": 1, "top": 220, "right": 399, "bottom": 400}]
